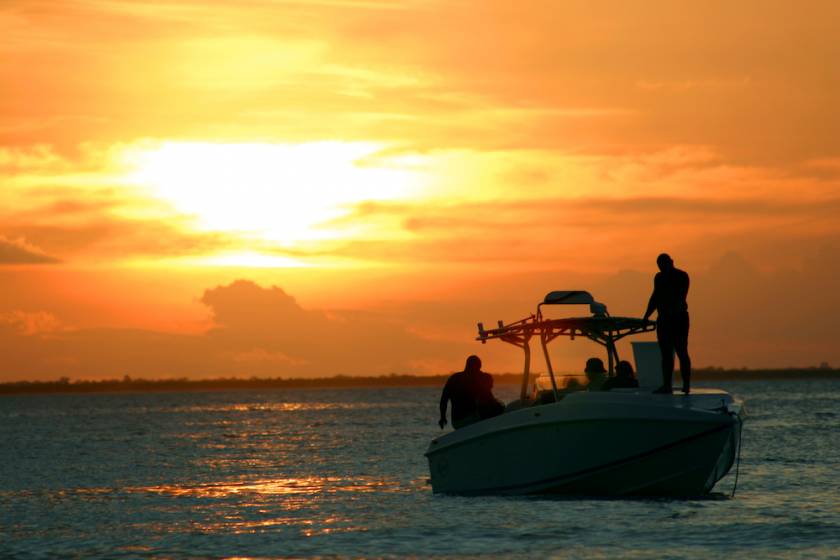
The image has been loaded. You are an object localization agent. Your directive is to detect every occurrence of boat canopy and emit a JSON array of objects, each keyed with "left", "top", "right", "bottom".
[
  {"left": 542, "top": 290, "right": 596, "bottom": 305},
  {"left": 477, "top": 291, "right": 655, "bottom": 401},
  {"left": 541, "top": 290, "right": 607, "bottom": 316}
]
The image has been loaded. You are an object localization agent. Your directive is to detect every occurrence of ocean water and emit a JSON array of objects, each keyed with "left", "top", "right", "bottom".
[{"left": 1, "top": 380, "right": 839, "bottom": 559}]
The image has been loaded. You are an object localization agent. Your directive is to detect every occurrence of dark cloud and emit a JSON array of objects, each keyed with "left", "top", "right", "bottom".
[
  {"left": 2, "top": 244, "right": 840, "bottom": 381},
  {"left": 0, "top": 236, "right": 59, "bottom": 264},
  {"left": 315, "top": 196, "right": 840, "bottom": 268},
  {"left": 0, "top": 279, "right": 466, "bottom": 380},
  {"left": 339, "top": 196, "right": 840, "bottom": 229},
  {"left": 2, "top": 218, "right": 234, "bottom": 260},
  {"left": 391, "top": 247, "right": 840, "bottom": 371},
  {"left": 198, "top": 280, "right": 463, "bottom": 375}
]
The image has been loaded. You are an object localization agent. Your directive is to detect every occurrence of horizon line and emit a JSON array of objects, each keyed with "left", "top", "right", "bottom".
[{"left": 1, "top": 367, "right": 838, "bottom": 395}]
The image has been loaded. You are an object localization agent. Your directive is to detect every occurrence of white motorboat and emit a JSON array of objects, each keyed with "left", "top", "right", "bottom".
[{"left": 425, "top": 291, "right": 744, "bottom": 496}]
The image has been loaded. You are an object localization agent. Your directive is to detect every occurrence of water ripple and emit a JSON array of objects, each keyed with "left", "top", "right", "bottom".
[{"left": 1, "top": 382, "right": 840, "bottom": 558}]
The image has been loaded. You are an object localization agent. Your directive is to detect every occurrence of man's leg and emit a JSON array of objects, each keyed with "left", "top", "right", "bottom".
[
  {"left": 675, "top": 313, "right": 691, "bottom": 393},
  {"left": 656, "top": 322, "right": 675, "bottom": 393}
]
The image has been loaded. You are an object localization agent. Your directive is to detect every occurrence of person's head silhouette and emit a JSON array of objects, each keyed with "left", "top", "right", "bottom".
[
  {"left": 465, "top": 355, "right": 482, "bottom": 374},
  {"left": 584, "top": 357, "right": 607, "bottom": 386},
  {"left": 616, "top": 360, "right": 635, "bottom": 379},
  {"left": 585, "top": 357, "right": 606, "bottom": 374},
  {"left": 657, "top": 253, "right": 674, "bottom": 272}
]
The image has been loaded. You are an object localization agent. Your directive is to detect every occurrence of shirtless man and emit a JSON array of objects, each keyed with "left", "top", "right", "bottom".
[
  {"left": 644, "top": 253, "right": 692, "bottom": 394},
  {"left": 438, "top": 355, "right": 503, "bottom": 429}
]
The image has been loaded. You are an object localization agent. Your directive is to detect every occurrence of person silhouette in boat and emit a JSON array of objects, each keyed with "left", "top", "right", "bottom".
[
  {"left": 602, "top": 360, "right": 640, "bottom": 390},
  {"left": 438, "top": 355, "right": 504, "bottom": 429},
  {"left": 643, "top": 253, "right": 692, "bottom": 394},
  {"left": 584, "top": 357, "right": 608, "bottom": 390}
]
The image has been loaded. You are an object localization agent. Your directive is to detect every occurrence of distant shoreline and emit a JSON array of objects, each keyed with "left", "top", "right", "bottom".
[{"left": 0, "top": 368, "right": 838, "bottom": 395}]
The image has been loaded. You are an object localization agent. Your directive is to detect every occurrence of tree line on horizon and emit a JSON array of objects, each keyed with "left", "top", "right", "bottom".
[{"left": 0, "top": 367, "right": 837, "bottom": 395}]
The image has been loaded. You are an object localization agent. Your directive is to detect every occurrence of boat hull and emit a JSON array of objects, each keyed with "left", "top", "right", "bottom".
[{"left": 426, "top": 390, "right": 742, "bottom": 496}]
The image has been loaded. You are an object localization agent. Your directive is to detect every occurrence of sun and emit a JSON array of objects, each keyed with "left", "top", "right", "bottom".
[{"left": 123, "top": 141, "right": 419, "bottom": 247}]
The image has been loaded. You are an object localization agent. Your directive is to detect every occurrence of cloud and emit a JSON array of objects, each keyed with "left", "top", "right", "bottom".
[
  {"left": 0, "top": 236, "right": 59, "bottom": 264},
  {"left": 0, "top": 310, "right": 63, "bottom": 335},
  {"left": 198, "top": 280, "right": 462, "bottom": 375},
  {"left": 408, "top": 247, "right": 840, "bottom": 370},
  {"left": 1, "top": 178, "right": 240, "bottom": 262},
  {"left": 1, "top": 0, "right": 839, "bottom": 378},
  {"left": 0, "top": 145, "right": 67, "bottom": 172},
  {"left": 3, "top": 137, "right": 837, "bottom": 272},
  {"left": 3, "top": 244, "right": 840, "bottom": 382},
  {"left": 1, "top": 219, "right": 237, "bottom": 263},
  {"left": 317, "top": 192, "right": 840, "bottom": 271},
  {"left": 5, "top": 0, "right": 837, "bottom": 166},
  {"left": 0, "top": 279, "right": 466, "bottom": 380}
]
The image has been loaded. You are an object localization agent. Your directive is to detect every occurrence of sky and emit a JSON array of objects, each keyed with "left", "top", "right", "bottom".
[{"left": 1, "top": 0, "right": 839, "bottom": 380}]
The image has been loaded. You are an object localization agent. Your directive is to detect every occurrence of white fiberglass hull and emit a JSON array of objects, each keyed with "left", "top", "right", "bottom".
[{"left": 426, "top": 389, "right": 743, "bottom": 496}]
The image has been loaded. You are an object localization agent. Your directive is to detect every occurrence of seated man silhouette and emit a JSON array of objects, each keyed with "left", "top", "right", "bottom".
[
  {"left": 602, "top": 360, "right": 640, "bottom": 390},
  {"left": 584, "top": 357, "right": 608, "bottom": 391},
  {"left": 438, "top": 355, "right": 504, "bottom": 429}
]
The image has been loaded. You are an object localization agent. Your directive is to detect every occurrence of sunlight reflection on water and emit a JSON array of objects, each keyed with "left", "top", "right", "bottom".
[
  {"left": 133, "top": 476, "right": 402, "bottom": 497},
  {"left": 1, "top": 383, "right": 840, "bottom": 558}
]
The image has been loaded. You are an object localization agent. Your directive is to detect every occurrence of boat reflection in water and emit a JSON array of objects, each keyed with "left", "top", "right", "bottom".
[{"left": 426, "top": 291, "right": 744, "bottom": 496}]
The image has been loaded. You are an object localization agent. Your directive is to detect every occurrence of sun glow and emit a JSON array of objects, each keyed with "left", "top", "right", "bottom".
[
  {"left": 184, "top": 252, "right": 311, "bottom": 268},
  {"left": 124, "top": 141, "right": 421, "bottom": 246}
]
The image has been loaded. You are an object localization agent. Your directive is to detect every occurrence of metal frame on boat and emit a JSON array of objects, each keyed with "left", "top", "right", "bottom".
[{"left": 477, "top": 291, "right": 656, "bottom": 402}]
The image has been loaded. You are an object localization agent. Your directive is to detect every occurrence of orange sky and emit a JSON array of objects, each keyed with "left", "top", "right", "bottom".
[{"left": 2, "top": 0, "right": 839, "bottom": 380}]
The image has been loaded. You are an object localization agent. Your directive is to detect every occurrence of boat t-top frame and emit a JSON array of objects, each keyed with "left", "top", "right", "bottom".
[{"left": 477, "top": 291, "right": 655, "bottom": 402}]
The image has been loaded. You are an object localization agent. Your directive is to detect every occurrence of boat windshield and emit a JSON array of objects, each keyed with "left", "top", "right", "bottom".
[{"left": 533, "top": 374, "right": 587, "bottom": 392}]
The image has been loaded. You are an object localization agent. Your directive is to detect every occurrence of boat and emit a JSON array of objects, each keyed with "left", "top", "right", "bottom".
[{"left": 425, "top": 291, "right": 744, "bottom": 496}]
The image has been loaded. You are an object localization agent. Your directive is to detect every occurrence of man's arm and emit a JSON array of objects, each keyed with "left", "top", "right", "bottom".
[
  {"left": 439, "top": 381, "right": 450, "bottom": 429},
  {"left": 643, "top": 275, "right": 659, "bottom": 321}
]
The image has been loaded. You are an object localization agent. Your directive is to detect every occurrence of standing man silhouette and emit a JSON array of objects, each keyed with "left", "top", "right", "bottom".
[{"left": 644, "top": 253, "right": 692, "bottom": 394}]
